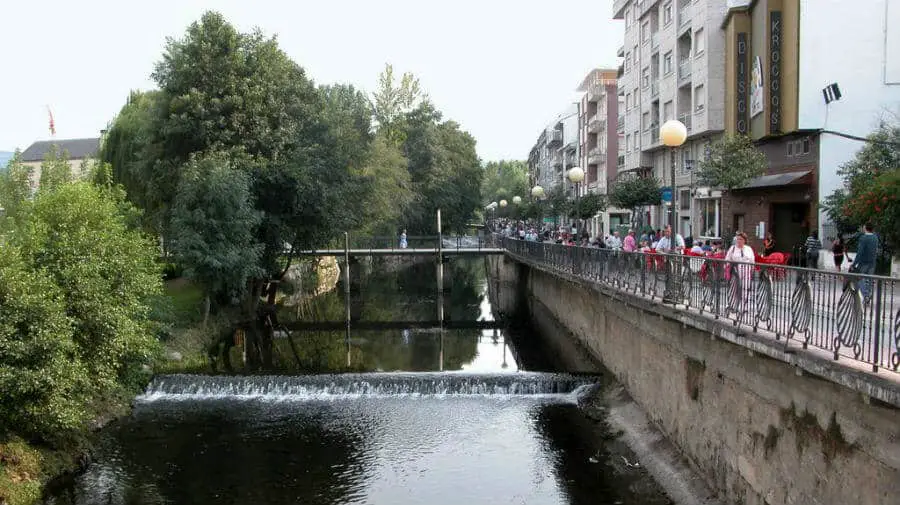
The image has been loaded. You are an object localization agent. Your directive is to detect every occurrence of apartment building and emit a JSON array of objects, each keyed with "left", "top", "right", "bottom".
[
  {"left": 576, "top": 68, "right": 622, "bottom": 237},
  {"left": 527, "top": 105, "right": 580, "bottom": 220},
  {"left": 717, "top": 0, "right": 900, "bottom": 252},
  {"left": 613, "top": 0, "right": 727, "bottom": 238}
]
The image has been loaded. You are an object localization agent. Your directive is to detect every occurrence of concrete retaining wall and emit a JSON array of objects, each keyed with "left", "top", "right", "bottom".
[{"left": 489, "top": 254, "right": 900, "bottom": 505}]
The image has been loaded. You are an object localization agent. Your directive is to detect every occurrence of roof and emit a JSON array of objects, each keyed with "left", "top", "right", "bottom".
[
  {"left": 20, "top": 138, "right": 100, "bottom": 162},
  {"left": 739, "top": 170, "right": 812, "bottom": 189}
]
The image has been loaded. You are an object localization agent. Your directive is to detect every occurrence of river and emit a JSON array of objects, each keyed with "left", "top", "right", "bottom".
[{"left": 43, "top": 257, "right": 673, "bottom": 505}]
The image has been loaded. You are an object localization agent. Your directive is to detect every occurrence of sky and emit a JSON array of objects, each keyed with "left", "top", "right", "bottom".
[{"left": 0, "top": 0, "right": 623, "bottom": 162}]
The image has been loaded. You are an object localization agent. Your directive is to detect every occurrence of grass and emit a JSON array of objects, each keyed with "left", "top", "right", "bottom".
[{"left": 0, "top": 439, "right": 42, "bottom": 505}]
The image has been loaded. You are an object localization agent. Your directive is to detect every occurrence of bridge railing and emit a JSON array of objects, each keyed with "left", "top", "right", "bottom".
[
  {"left": 316, "top": 235, "right": 494, "bottom": 252},
  {"left": 497, "top": 236, "right": 900, "bottom": 374}
]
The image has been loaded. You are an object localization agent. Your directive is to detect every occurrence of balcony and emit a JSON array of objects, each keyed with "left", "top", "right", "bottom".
[
  {"left": 678, "top": 60, "right": 692, "bottom": 85},
  {"left": 617, "top": 45, "right": 625, "bottom": 57},
  {"left": 678, "top": 113, "right": 692, "bottom": 133},
  {"left": 588, "top": 146, "right": 605, "bottom": 165},
  {"left": 587, "top": 114, "right": 605, "bottom": 133},
  {"left": 651, "top": 81, "right": 659, "bottom": 98},
  {"left": 617, "top": 114, "right": 625, "bottom": 133},
  {"left": 548, "top": 129, "right": 563, "bottom": 147},
  {"left": 587, "top": 84, "right": 603, "bottom": 102},
  {"left": 679, "top": 5, "right": 691, "bottom": 28}
]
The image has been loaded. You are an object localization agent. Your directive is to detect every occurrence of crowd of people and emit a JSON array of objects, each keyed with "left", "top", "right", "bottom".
[{"left": 492, "top": 218, "right": 882, "bottom": 297}]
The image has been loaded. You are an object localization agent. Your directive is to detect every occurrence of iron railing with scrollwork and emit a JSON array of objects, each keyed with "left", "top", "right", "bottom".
[{"left": 497, "top": 236, "right": 900, "bottom": 375}]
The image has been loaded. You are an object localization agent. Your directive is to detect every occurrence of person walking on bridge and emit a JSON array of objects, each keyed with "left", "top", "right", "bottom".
[{"left": 851, "top": 223, "right": 879, "bottom": 302}]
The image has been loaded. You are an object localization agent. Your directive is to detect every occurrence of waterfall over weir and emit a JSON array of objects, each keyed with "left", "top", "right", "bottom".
[{"left": 140, "top": 372, "right": 599, "bottom": 401}]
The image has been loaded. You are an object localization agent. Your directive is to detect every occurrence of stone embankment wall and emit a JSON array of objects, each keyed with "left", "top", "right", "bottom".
[{"left": 488, "top": 254, "right": 900, "bottom": 505}]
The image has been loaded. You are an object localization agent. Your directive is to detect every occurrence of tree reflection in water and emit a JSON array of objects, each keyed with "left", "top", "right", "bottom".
[{"left": 267, "top": 257, "right": 486, "bottom": 373}]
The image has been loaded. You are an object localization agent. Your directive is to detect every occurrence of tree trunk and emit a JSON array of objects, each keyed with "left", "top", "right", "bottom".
[{"left": 202, "top": 294, "right": 211, "bottom": 329}]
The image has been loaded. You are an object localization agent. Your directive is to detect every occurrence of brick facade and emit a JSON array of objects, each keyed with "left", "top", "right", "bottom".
[{"left": 720, "top": 132, "right": 819, "bottom": 253}]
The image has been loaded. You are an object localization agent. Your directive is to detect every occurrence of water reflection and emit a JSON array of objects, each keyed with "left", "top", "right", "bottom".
[
  {"left": 272, "top": 258, "right": 512, "bottom": 374},
  {"left": 44, "top": 257, "right": 674, "bottom": 505}
]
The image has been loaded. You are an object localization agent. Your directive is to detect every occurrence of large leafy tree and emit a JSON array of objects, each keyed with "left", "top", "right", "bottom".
[
  {"left": 401, "top": 103, "right": 482, "bottom": 233},
  {"left": 696, "top": 135, "right": 767, "bottom": 190},
  {"left": 0, "top": 247, "right": 89, "bottom": 439},
  {"left": 824, "top": 121, "right": 900, "bottom": 247},
  {"left": 170, "top": 151, "right": 263, "bottom": 323},
  {"left": 571, "top": 192, "right": 607, "bottom": 221},
  {"left": 37, "top": 146, "right": 73, "bottom": 191},
  {"left": 609, "top": 174, "right": 662, "bottom": 229},
  {"left": 355, "top": 134, "right": 413, "bottom": 236},
  {"left": 14, "top": 182, "right": 162, "bottom": 394},
  {"left": 0, "top": 152, "right": 32, "bottom": 231},
  {"left": 371, "top": 63, "right": 424, "bottom": 145},
  {"left": 481, "top": 160, "right": 529, "bottom": 205}
]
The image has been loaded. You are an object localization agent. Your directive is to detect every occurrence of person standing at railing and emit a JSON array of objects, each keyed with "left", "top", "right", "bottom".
[
  {"left": 655, "top": 226, "right": 685, "bottom": 253},
  {"left": 623, "top": 230, "right": 637, "bottom": 252},
  {"left": 851, "top": 223, "right": 879, "bottom": 302},
  {"left": 725, "top": 232, "right": 755, "bottom": 312},
  {"left": 399, "top": 229, "right": 408, "bottom": 249}
]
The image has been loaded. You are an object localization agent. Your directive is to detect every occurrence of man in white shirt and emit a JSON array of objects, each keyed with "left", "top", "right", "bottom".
[{"left": 655, "top": 226, "right": 685, "bottom": 253}]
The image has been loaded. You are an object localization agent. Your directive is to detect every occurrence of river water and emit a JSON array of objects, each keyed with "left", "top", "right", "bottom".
[{"left": 44, "top": 258, "right": 673, "bottom": 505}]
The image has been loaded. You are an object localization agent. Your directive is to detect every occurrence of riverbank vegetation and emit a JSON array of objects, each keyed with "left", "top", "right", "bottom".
[
  {"left": 0, "top": 154, "right": 161, "bottom": 504},
  {"left": 1, "top": 11, "right": 485, "bottom": 502}
]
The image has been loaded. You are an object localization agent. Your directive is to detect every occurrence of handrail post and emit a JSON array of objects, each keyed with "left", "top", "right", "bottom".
[{"left": 872, "top": 278, "right": 883, "bottom": 373}]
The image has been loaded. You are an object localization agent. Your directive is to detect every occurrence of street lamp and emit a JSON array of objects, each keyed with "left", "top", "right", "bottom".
[
  {"left": 567, "top": 166, "right": 585, "bottom": 233},
  {"left": 499, "top": 199, "right": 508, "bottom": 208},
  {"left": 660, "top": 119, "right": 687, "bottom": 305},
  {"left": 512, "top": 196, "right": 522, "bottom": 205},
  {"left": 531, "top": 185, "right": 545, "bottom": 199}
]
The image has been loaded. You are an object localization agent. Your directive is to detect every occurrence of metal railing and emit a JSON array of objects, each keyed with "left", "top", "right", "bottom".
[
  {"left": 678, "top": 113, "right": 692, "bottom": 133},
  {"left": 496, "top": 236, "right": 900, "bottom": 374},
  {"left": 678, "top": 60, "right": 692, "bottom": 82}
]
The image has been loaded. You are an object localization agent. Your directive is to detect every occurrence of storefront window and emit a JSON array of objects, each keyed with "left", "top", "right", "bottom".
[{"left": 699, "top": 198, "right": 720, "bottom": 238}]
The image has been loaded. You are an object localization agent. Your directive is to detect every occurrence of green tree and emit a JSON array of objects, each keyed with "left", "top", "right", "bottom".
[
  {"left": 319, "top": 83, "right": 375, "bottom": 173},
  {"left": 0, "top": 152, "right": 33, "bottom": 230},
  {"left": 38, "top": 145, "right": 74, "bottom": 191},
  {"left": 371, "top": 63, "right": 424, "bottom": 145},
  {"left": 481, "top": 160, "right": 529, "bottom": 205},
  {"left": 0, "top": 247, "right": 89, "bottom": 439},
  {"left": 696, "top": 135, "right": 767, "bottom": 190},
  {"left": 99, "top": 90, "right": 162, "bottom": 232},
  {"left": 571, "top": 192, "right": 607, "bottom": 221},
  {"left": 545, "top": 185, "right": 571, "bottom": 221},
  {"left": 609, "top": 174, "right": 662, "bottom": 229},
  {"left": 401, "top": 103, "right": 482, "bottom": 233},
  {"left": 355, "top": 134, "right": 413, "bottom": 235},
  {"left": 170, "top": 151, "right": 264, "bottom": 324},
  {"left": 824, "top": 121, "right": 900, "bottom": 247},
  {"left": 14, "top": 182, "right": 161, "bottom": 394}
]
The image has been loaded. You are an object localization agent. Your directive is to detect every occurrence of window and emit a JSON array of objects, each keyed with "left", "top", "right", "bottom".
[
  {"left": 787, "top": 137, "right": 812, "bottom": 156},
  {"left": 694, "top": 28, "right": 705, "bottom": 55},
  {"left": 626, "top": 93, "right": 632, "bottom": 110},
  {"left": 733, "top": 214, "right": 746, "bottom": 235},
  {"left": 663, "top": 100, "right": 674, "bottom": 121},
  {"left": 680, "top": 190, "right": 691, "bottom": 210},
  {"left": 625, "top": 8, "right": 631, "bottom": 27},
  {"left": 633, "top": 46, "right": 639, "bottom": 66},
  {"left": 626, "top": 134, "right": 632, "bottom": 152},
  {"left": 642, "top": 67, "right": 650, "bottom": 88},
  {"left": 663, "top": 51, "right": 673, "bottom": 74},
  {"left": 625, "top": 52, "right": 631, "bottom": 72},
  {"left": 694, "top": 84, "right": 705, "bottom": 111},
  {"left": 699, "top": 199, "right": 720, "bottom": 238},
  {"left": 663, "top": 2, "right": 673, "bottom": 25},
  {"left": 634, "top": 130, "right": 640, "bottom": 150},
  {"left": 642, "top": 21, "right": 650, "bottom": 43},
  {"left": 642, "top": 112, "right": 650, "bottom": 131}
]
